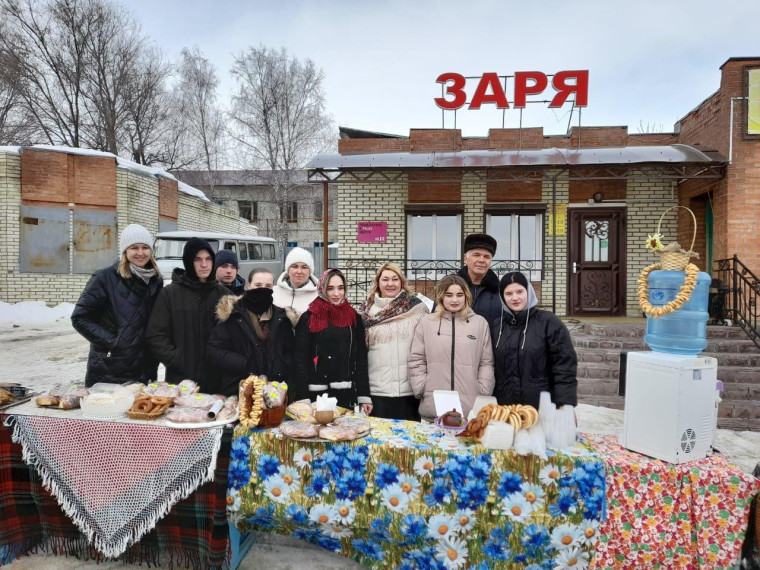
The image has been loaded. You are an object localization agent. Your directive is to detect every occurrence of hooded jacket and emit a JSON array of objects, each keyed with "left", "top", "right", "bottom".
[
  {"left": 71, "top": 263, "right": 163, "bottom": 386},
  {"left": 408, "top": 308, "right": 495, "bottom": 421},
  {"left": 206, "top": 295, "right": 293, "bottom": 396},
  {"left": 272, "top": 272, "right": 320, "bottom": 326},
  {"left": 222, "top": 274, "right": 246, "bottom": 296},
  {"left": 490, "top": 279, "right": 578, "bottom": 408},
  {"left": 457, "top": 266, "right": 502, "bottom": 324},
  {"left": 293, "top": 310, "right": 371, "bottom": 409},
  {"left": 145, "top": 267, "right": 229, "bottom": 391}
]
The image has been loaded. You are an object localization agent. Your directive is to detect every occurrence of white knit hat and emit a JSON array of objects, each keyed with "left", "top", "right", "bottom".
[
  {"left": 119, "top": 224, "right": 153, "bottom": 253},
  {"left": 285, "top": 247, "right": 314, "bottom": 274}
]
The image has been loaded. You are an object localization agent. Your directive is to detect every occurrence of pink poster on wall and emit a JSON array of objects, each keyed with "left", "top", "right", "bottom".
[{"left": 357, "top": 221, "right": 388, "bottom": 243}]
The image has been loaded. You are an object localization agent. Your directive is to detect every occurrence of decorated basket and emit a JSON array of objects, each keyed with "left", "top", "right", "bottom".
[
  {"left": 258, "top": 399, "right": 288, "bottom": 429},
  {"left": 638, "top": 205, "right": 701, "bottom": 318},
  {"left": 126, "top": 403, "right": 170, "bottom": 420}
]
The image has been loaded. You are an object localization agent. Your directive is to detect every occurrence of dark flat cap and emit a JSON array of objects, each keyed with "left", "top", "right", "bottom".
[{"left": 464, "top": 233, "right": 497, "bottom": 256}]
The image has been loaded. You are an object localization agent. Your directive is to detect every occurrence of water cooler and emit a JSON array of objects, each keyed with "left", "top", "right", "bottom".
[{"left": 620, "top": 352, "right": 719, "bottom": 464}]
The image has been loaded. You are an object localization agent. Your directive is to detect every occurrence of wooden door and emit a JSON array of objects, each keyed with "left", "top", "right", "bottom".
[{"left": 568, "top": 208, "right": 626, "bottom": 316}]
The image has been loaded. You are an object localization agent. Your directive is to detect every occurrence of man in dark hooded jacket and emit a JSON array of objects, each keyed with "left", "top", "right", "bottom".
[
  {"left": 215, "top": 249, "right": 246, "bottom": 295},
  {"left": 456, "top": 233, "right": 502, "bottom": 324},
  {"left": 145, "top": 238, "right": 228, "bottom": 391}
]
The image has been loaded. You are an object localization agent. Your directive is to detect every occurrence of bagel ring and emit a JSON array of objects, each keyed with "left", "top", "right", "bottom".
[
  {"left": 516, "top": 407, "right": 532, "bottom": 428},
  {"left": 133, "top": 400, "right": 154, "bottom": 413},
  {"left": 150, "top": 396, "right": 172, "bottom": 406}
]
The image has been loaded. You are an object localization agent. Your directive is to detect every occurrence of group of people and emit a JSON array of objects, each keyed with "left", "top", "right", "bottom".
[{"left": 71, "top": 225, "right": 578, "bottom": 421}]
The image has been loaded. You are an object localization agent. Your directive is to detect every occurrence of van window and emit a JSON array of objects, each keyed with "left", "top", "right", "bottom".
[
  {"left": 224, "top": 242, "right": 237, "bottom": 254},
  {"left": 239, "top": 242, "right": 248, "bottom": 260},
  {"left": 263, "top": 244, "right": 275, "bottom": 260},
  {"left": 249, "top": 243, "right": 262, "bottom": 260}
]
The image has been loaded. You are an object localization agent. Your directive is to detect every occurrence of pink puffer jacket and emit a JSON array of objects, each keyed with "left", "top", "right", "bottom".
[{"left": 408, "top": 308, "right": 495, "bottom": 421}]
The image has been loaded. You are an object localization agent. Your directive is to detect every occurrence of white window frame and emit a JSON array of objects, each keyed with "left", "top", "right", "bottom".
[{"left": 406, "top": 213, "right": 462, "bottom": 261}]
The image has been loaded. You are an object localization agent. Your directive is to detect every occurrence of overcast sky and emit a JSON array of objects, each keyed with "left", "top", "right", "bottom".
[{"left": 129, "top": 0, "right": 759, "bottom": 138}]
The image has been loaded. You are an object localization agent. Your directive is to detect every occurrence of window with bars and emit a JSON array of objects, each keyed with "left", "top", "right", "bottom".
[
  {"left": 314, "top": 200, "right": 323, "bottom": 222},
  {"left": 485, "top": 209, "right": 544, "bottom": 281}
]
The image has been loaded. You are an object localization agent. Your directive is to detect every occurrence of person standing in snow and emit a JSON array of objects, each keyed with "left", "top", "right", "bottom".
[
  {"left": 215, "top": 249, "right": 246, "bottom": 295},
  {"left": 272, "top": 247, "right": 320, "bottom": 326},
  {"left": 145, "top": 237, "right": 229, "bottom": 392},
  {"left": 71, "top": 224, "right": 163, "bottom": 387}
]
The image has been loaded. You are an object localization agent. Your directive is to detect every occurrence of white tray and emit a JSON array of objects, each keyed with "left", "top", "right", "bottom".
[{"left": 164, "top": 412, "right": 238, "bottom": 430}]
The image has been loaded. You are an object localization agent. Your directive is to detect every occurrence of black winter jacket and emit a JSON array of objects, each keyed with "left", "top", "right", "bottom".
[
  {"left": 206, "top": 295, "right": 293, "bottom": 396},
  {"left": 71, "top": 263, "right": 163, "bottom": 387},
  {"left": 222, "top": 274, "right": 246, "bottom": 296},
  {"left": 293, "top": 311, "right": 371, "bottom": 409},
  {"left": 145, "top": 268, "right": 228, "bottom": 391},
  {"left": 457, "top": 267, "right": 502, "bottom": 325},
  {"left": 490, "top": 307, "right": 578, "bottom": 409}
]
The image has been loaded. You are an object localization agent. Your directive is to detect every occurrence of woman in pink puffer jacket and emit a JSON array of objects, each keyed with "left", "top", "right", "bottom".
[{"left": 408, "top": 275, "right": 495, "bottom": 421}]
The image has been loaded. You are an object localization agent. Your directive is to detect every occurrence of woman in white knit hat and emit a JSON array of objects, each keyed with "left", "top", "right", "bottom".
[
  {"left": 272, "top": 247, "right": 319, "bottom": 326},
  {"left": 71, "top": 224, "right": 163, "bottom": 386}
]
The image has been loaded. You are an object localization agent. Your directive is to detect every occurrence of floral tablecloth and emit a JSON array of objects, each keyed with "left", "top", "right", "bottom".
[
  {"left": 229, "top": 417, "right": 606, "bottom": 569},
  {"left": 586, "top": 434, "right": 758, "bottom": 570}
]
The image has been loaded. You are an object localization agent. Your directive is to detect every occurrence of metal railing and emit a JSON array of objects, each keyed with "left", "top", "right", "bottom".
[
  {"left": 338, "top": 258, "right": 543, "bottom": 305},
  {"left": 713, "top": 255, "right": 760, "bottom": 349}
]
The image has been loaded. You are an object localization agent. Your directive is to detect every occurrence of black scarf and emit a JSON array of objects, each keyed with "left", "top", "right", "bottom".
[{"left": 242, "top": 288, "right": 274, "bottom": 315}]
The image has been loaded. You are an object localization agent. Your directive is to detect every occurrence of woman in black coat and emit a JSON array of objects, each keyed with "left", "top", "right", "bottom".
[
  {"left": 490, "top": 272, "right": 578, "bottom": 409},
  {"left": 207, "top": 269, "right": 293, "bottom": 397},
  {"left": 294, "top": 269, "right": 372, "bottom": 412},
  {"left": 71, "top": 224, "right": 163, "bottom": 386}
]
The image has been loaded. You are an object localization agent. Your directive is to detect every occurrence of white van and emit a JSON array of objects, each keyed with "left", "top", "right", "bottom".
[{"left": 153, "top": 231, "right": 282, "bottom": 282}]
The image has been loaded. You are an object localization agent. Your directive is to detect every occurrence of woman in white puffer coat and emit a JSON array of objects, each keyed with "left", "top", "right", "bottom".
[{"left": 359, "top": 263, "right": 429, "bottom": 420}]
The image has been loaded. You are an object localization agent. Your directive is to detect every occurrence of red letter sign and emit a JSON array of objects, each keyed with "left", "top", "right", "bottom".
[
  {"left": 513, "top": 71, "right": 548, "bottom": 108},
  {"left": 550, "top": 70, "right": 589, "bottom": 107},
  {"left": 435, "top": 73, "right": 467, "bottom": 110},
  {"left": 469, "top": 72, "right": 509, "bottom": 109}
]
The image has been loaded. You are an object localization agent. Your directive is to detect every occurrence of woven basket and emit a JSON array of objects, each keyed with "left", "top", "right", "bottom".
[
  {"left": 127, "top": 403, "right": 170, "bottom": 420},
  {"left": 656, "top": 205, "right": 697, "bottom": 271},
  {"left": 258, "top": 398, "right": 288, "bottom": 429}
]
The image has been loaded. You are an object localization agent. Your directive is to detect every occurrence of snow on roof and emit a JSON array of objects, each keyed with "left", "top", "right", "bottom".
[
  {"left": 177, "top": 180, "right": 210, "bottom": 202},
  {"left": 156, "top": 230, "right": 273, "bottom": 242},
  {"left": 4, "top": 145, "right": 210, "bottom": 202}
]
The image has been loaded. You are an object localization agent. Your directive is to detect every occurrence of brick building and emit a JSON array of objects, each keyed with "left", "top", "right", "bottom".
[
  {"left": 0, "top": 146, "right": 258, "bottom": 304},
  {"left": 308, "top": 57, "right": 760, "bottom": 318}
]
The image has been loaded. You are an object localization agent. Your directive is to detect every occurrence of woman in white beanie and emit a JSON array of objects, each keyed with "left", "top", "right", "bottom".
[
  {"left": 272, "top": 247, "right": 320, "bottom": 326},
  {"left": 71, "top": 224, "right": 163, "bottom": 386}
]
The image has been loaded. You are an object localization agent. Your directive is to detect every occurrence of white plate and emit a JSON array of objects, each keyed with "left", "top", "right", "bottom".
[{"left": 164, "top": 411, "right": 238, "bottom": 429}]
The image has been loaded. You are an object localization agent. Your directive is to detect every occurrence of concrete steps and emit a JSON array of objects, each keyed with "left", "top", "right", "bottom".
[{"left": 569, "top": 321, "right": 760, "bottom": 431}]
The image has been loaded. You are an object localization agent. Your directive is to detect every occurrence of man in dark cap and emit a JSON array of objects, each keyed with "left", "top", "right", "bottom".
[
  {"left": 456, "top": 233, "right": 502, "bottom": 324},
  {"left": 215, "top": 249, "right": 246, "bottom": 295},
  {"left": 146, "top": 238, "right": 229, "bottom": 391}
]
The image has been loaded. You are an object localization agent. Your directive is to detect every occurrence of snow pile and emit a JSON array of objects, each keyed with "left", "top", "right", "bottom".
[{"left": 0, "top": 301, "right": 75, "bottom": 328}]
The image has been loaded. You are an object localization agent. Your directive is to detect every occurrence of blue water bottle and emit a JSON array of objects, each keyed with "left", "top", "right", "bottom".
[{"left": 644, "top": 269, "right": 711, "bottom": 355}]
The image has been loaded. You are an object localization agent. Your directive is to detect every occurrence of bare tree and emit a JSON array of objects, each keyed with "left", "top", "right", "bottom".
[
  {"left": 174, "top": 46, "right": 226, "bottom": 188},
  {"left": 0, "top": 45, "right": 37, "bottom": 144},
  {"left": 229, "top": 46, "right": 334, "bottom": 245},
  {"left": 0, "top": 0, "right": 96, "bottom": 147}
]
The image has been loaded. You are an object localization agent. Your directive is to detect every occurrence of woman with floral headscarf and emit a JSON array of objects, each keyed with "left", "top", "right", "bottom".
[
  {"left": 293, "top": 268, "right": 372, "bottom": 413},
  {"left": 359, "top": 262, "right": 429, "bottom": 420}
]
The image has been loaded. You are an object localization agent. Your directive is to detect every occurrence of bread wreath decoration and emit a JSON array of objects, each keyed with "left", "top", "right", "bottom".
[
  {"left": 638, "top": 205, "right": 700, "bottom": 318},
  {"left": 239, "top": 375, "right": 265, "bottom": 429},
  {"left": 460, "top": 404, "right": 538, "bottom": 441}
]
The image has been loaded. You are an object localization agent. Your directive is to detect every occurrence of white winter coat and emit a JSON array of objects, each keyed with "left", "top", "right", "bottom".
[
  {"left": 364, "top": 298, "right": 429, "bottom": 398},
  {"left": 272, "top": 272, "right": 319, "bottom": 326}
]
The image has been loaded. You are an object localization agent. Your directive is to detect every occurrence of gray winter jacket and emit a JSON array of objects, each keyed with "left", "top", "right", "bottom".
[{"left": 408, "top": 309, "right": 495, "bottom": 421}]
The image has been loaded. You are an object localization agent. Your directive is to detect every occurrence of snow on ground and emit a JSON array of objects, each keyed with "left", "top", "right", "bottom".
[{"left": 0, "top": 305, "right": 756, "bottom": 569}]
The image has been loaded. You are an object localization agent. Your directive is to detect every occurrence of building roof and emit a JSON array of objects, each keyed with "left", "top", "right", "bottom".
[
  {"left": 307, "top": 144, "right": 726, "bottom": 170},
  {"left": 173, "top": 169, "right": 309, "bottom": 187},
  {"left": 339, "top": 126, "right": 405, "bottom": 139}
]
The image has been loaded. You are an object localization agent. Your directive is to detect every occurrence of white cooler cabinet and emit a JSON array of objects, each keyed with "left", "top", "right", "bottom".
[{"left": 619, "top": 351, "right": 719, "bottom": 464}]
